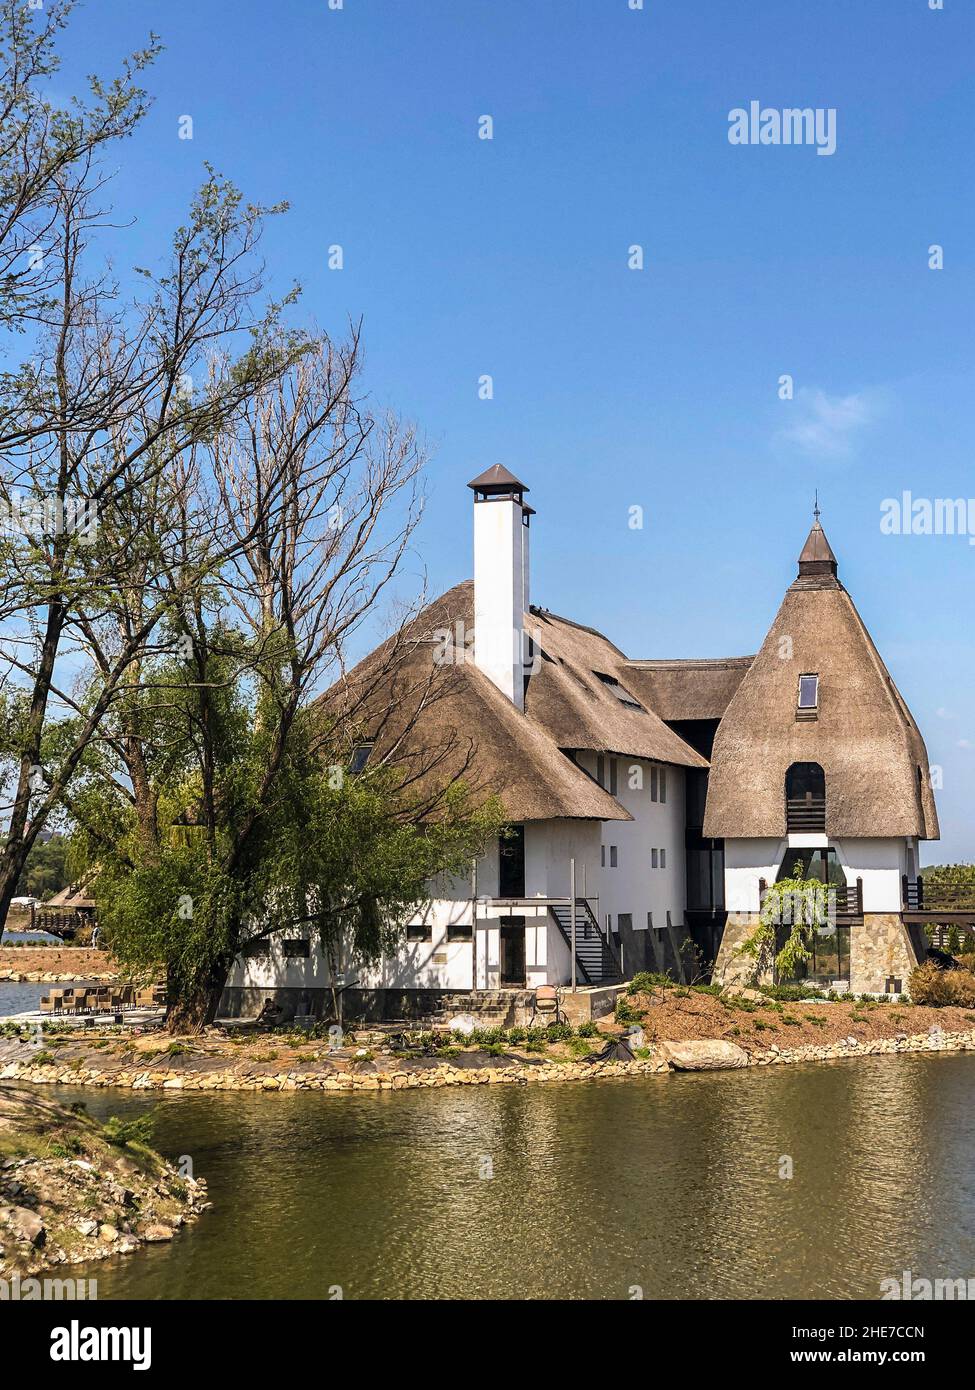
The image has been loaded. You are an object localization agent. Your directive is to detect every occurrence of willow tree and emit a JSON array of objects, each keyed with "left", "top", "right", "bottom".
[{"left": 67, "top": 337, "right": 502, "bottom": 1030}]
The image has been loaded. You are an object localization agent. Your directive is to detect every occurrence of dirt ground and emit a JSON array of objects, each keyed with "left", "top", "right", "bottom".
[{"left": 617, "top": 985, "right": 975, "bottom": 1055}]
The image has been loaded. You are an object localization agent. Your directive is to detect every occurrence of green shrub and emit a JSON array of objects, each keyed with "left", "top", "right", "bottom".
[
  {"left": 103, "top": 1112, "right": 155, "bottom": 1148},
  {"left": 761, "top": 984, "right": 821, "bottom": 1002},
  {"left": 615, "top": 997, "right": 644, "bottom": 1025},
  {"left": 627, "top": 971, "right": 673, "bottom": 995},
  {"left": 577, "top": 1020, "right": 600, "bottom": 1037}
]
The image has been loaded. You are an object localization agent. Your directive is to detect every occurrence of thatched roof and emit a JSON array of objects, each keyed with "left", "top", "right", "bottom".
[
  {"left": 323, "top": 579, "right": 710, "bottom": 824},
  {"left": 702, "top": 522, "right": 940, "bottom": 840},
  {"left": 321, "top": 584, "right": 632, "bottom": 823},
  {"left": 621, "top": 657, "right": 754, "bottom": 722},
  {"left": 524, "top": 606, "right": 709, "bottom": 769}
]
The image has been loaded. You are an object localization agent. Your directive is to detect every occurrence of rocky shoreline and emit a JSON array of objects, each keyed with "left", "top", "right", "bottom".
[
  {"left": 0, "top": 947, "right": 118, "bottom": 985},
  {"left": 2, "top": 1026, "right": 973, "bottom": 1093},
  {"left": 0, "top": 1086, "right": 210, "bottom": 1280}
]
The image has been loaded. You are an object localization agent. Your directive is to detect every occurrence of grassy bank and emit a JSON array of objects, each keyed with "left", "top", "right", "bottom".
[{"left": 0, "top": 1085, "right": 209, "bottom": 1279}]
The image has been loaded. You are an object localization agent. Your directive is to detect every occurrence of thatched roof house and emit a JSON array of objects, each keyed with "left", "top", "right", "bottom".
[
  {"left": 702, "top": 519, "right": 939, "bottom": 840},
  {"left": 322, "top": 577, "right": 706, "bottom": 827}
]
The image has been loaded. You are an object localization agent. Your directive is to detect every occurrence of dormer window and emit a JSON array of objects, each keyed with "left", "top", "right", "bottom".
[
  {"left": 797, "top": 673, "right": 819, "bottom": 718},
  {"left": 593, "top": 671, "right": 644, "bottom": 710}
]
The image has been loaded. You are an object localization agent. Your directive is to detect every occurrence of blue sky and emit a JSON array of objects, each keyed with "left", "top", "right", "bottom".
[{"left": 57, "top": 0, "right": 974, "bottom": 860}]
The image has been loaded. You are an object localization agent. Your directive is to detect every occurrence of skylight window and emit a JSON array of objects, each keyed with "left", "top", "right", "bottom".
[
  {"left": 797, "top": 674, "right": 819, "bottom": 710},
  {"left": 348, "top": 743, "right": 373, "bottom": 774},
  {"left": 593, "top": 671, "right": 644, "bottom": 710}
]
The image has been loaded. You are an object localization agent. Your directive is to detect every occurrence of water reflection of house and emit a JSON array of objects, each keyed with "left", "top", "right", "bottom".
[{"left": 222, "top": 473, "right": 944, "bottom": 1022}]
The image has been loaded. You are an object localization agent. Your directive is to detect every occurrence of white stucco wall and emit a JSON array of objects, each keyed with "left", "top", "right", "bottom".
[
  {"left": 474, "top": 818, "right": 600, "bottom": 988},
  {"left": 724, "top": 836, "right": 911, "bottom": 914},
  {"left": 573, "top": 753, "right": 686, "bottom": 934}
]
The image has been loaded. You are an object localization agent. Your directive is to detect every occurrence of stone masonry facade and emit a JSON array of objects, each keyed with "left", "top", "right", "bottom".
[{"left": 713, "top": 912, "right": 927, "bottom": 996}]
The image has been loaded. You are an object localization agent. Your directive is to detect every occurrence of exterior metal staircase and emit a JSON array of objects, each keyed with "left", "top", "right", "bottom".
[{"left": 549, "top": 900, "right": 623, "bottom": 986}]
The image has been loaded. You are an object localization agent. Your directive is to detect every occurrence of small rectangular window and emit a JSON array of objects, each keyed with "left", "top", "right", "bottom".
[
  {"left": 659, "top": 767, "right": 667, "bottom": 803},
  {"left": 349, "top": 743, "right": 373, "bottom": 774},
  {"left": 406, "top": 922, "right": 433, "bottom": 942},
  {"left": 283, "top": 939, "right": 310, "bottom": 959},
  {"left": 242, "top": 937, "right": 271, "bottom": 960},
  {"left": 660, "top": 848, "right": 666, "bottom": 869},
  {"left": 610, "top": 758, "right": 618, "bottom": 796},
  {"left": 597, "top": 754, "right": 606, "bottom": 788},
  {"left": 446, "top": 922, "right": 473, "bottom": 942},
  {"left": 610, "top": 845, "right": 618, "bottom": 868},
  {"left": 600, "top": 844, "right": 606, "bottom": 868},
  {"left": 651, "top": 848, "right": 658, "bottom": 868},
  {"left": 798, "top": 674, "right": 819, "bottom": 709},
  {"left": 650, "top": 766, "right": 658, "bottom": 802}
]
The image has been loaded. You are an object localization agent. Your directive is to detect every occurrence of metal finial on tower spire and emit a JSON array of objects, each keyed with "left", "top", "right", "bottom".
[{"left": 813, "top": 489, "right": 820, "bottom": 523}]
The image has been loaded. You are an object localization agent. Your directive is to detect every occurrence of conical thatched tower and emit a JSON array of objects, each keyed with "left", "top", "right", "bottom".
[{"left": 709, "top": 515, "right": 938, "bottom": 995}]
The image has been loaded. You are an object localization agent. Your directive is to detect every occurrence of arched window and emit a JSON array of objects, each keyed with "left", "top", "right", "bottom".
[{"left": 785, "top": 762, "right": 825, "bottom": 831}]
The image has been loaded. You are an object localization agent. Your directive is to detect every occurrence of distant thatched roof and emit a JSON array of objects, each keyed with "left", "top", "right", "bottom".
[
  {"left": 621, "top": 657, "right": 754, "bottom": 722},
  {"left": 703, "top": 522, "right": 939, "bottom": 840}
]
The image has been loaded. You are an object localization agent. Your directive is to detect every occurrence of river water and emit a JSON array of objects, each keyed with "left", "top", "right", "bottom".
[{"left": 44, "top": 1052, "right": 975, "bottom": 1300}]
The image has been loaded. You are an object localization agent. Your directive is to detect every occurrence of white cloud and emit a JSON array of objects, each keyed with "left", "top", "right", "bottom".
[
  {"left": 957, "top": 738, "right": 972, "bottom": 750},
  {"left": 936, "top": 707, "right": 954, "bottom": 720},
  {"left": 777, "top": 387, "right": 885, "bottom": 459}
]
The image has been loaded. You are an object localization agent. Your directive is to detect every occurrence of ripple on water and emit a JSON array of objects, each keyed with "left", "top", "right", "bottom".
[{"left": 48, "top": 1053, "right": 975, "bottom": 1300}]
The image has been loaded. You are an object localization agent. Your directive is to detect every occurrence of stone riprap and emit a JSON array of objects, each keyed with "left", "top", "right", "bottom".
[{"left": 2, "top": 1028, "right": 974, "bottom": 1093}]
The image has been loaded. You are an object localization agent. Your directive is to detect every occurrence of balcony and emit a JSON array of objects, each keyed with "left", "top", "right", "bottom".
[
  {"left": 902, "top": 877, "right": 975, "bottom": 924},
  {"left": 785, "top": 794, "right": 826, "bottom": 833},
  {"left": 760, "top": 877, "right": 862, "bottom": 921}
]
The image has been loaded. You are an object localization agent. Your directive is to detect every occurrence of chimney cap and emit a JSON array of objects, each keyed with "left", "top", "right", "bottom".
[{"left": 467, "top": 463, "right": 529, "bottom": 495}]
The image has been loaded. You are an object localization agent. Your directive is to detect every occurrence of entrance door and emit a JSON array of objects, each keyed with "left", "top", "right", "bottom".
[
  {"left": 499, "top": 825, "right": 526, "bottom": 898},
  {"left": 499, "top": 916, "right": 526, "bottom": 987}
]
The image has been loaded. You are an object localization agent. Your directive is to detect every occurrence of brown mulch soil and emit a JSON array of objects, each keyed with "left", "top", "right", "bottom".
[{"left": 606, "top": 985, "right": 975, "bottom": 1054}]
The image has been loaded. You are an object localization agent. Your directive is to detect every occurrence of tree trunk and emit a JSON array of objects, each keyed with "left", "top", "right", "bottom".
[{"left": 165, "top": 959, "right": 231, "bottom": 1035}]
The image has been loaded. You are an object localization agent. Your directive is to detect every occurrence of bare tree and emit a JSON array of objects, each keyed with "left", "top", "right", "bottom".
[{"left": 0, "top": 159, "right": 307, "bottom": 924}]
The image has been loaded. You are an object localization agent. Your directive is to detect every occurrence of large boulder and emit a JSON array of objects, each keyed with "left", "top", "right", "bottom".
[
  {"left": 2, "top": 1205, "right": 46, "bottom": 1246},
  {"left": 657, "top": 1039, "right": 749, "bottom": 1071}
]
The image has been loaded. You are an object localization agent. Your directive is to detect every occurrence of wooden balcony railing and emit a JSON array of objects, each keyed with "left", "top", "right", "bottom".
[
  {"left": 902, "top": 877, "right": 975, "bottom": 913},
  {"left": 760, "top": 878, "right": 863, "bottom": 920},
  {"left": 786, "top": 795, "right": 826, "bottom": 832}
]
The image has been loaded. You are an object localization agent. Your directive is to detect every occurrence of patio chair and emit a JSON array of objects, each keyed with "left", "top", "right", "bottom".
[{"left": 529, "top": 984, "right": 567, "bottom": 1028}]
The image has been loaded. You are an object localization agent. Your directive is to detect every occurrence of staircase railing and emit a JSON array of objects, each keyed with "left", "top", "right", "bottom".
[{"left": 549, "top": 898, "right": 623, "bottom": 985}]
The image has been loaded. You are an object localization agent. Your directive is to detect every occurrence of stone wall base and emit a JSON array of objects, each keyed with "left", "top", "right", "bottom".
[
  {"left": 850, "top": 915, "right": 926, "bottom": 996},
  {"left": 219, "top": 983, "right": 626, "bottom": 1028},
  {"left": 712, "top": 913, "right": 768, "bottom": 987},
  {"left": 712, "top": 912, "right": 927, "bottom": 996}
]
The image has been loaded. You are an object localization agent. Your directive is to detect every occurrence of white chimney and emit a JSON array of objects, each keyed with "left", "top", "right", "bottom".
[{"left": 468, "top": 465, "right": 532, "bottom": 710}]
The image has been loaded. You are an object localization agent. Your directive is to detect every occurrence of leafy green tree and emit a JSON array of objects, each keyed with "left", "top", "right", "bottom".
[
  {"left": 737, "top": 871, "right": 833, "bottom": 983},
  {"left": 15, "top": 834, "right": 69, "bottom": 899}
]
